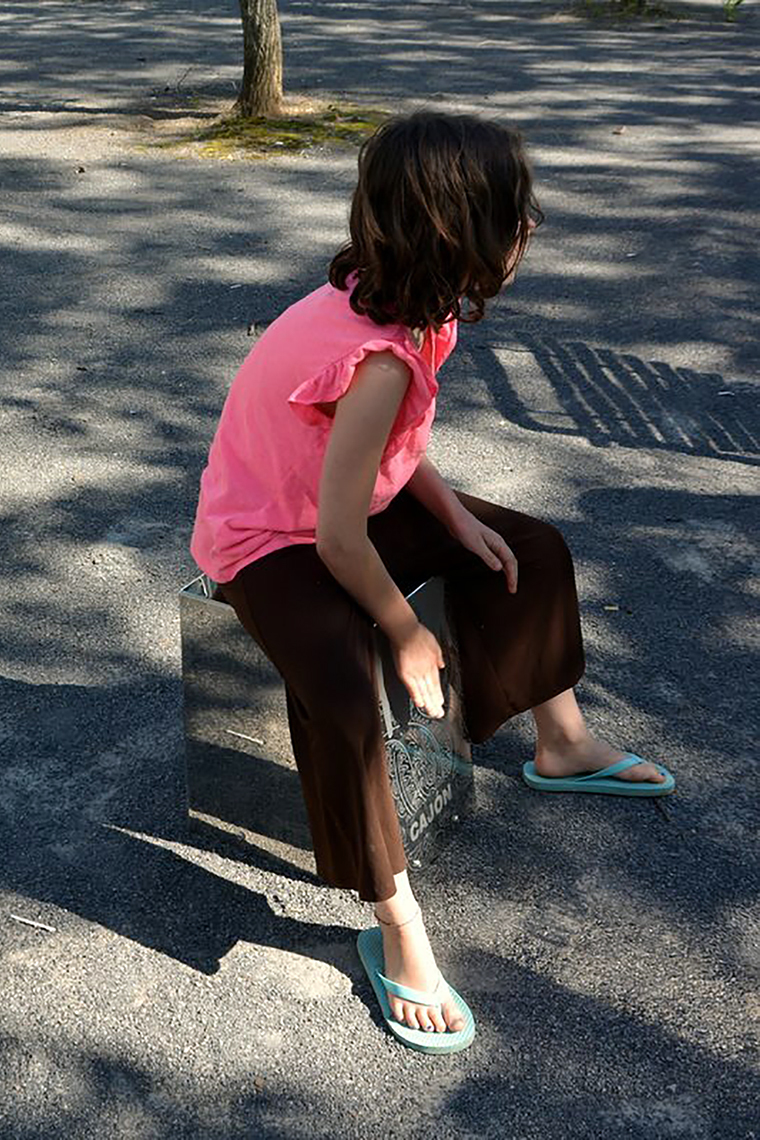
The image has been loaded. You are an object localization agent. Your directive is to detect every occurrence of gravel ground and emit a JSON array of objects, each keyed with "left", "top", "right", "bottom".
[{"left": 0, "top": 1, "right": 758, "bottom": 1137}]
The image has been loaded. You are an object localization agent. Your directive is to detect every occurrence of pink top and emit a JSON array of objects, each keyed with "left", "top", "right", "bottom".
[{"left": 190, "top": 279, "right": 458, "bottom": 583}]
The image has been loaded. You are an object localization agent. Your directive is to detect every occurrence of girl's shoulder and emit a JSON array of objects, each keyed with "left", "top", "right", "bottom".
[
  {"left": 255, "top": 279, "right": 455, "bottom": 378},
  {"left": 264, "top": 279, "right": 390, "bottom": 332},
  {"left": 259, "top": 280, "right": 410, "bottom": 361}
]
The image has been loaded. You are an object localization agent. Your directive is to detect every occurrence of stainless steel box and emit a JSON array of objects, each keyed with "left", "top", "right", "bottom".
[{"left": 179, "top": 573, "right": 474, "bottom": 875}]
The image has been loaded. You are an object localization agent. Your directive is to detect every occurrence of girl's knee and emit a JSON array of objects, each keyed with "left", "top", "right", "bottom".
[
  {"left": 521, "top": 518, "right": 575, "bottom": 575},
  {"left": 540, "top": 518, "right": 572, "bottom": 553}
]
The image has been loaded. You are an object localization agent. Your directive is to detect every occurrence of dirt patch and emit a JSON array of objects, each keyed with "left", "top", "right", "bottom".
[
  {"left": 129, "top": 93, "right": 391, "bottom": 161},
  {"left": 0, "top": 92, "right": 392, "bottom": 166},
  {"left": 565, "top": 0, "right": 739, "bottom": 21}
]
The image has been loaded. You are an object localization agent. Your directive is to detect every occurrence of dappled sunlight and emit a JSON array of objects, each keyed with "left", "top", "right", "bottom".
[
  {"left": 473, "top": 863, "right": 755, "bottom": 1051},
  {"left": 717, "top": 613, "right": 760, "bottom": 652},
  {"left": 538, "top": 258, "right": 645, "bottom": 279},
  {"left": 722, "top": 899, "right": 760, "bottom": 975},
  {"left": 1, "top": 864, "right": 756, "bottom": 1136},
  {"left": 0, "top": 1, "right": 242, "bottom": 111},
  {"left": 1, "top": 220, "right": 114, "bottom": 254},
  {"left": 1, "top": 989, "right": 749, "bottom": 1140},
  {"left": 631, "top": 516, "right": 756, "bottom": 583}
]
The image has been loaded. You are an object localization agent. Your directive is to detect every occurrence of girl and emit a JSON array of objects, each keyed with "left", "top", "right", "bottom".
[{"left": 190, "top": 112, "right": 674, "bottom": 1056}]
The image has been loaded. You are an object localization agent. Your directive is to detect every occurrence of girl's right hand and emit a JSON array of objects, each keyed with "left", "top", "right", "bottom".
[{"left": 390, "top": 622, "right": 446, "bottom": 719}]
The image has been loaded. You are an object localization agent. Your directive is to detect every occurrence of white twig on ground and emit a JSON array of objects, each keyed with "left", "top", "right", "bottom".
[{"left": 9, "top": 914, "right": 57, "bottom": 933}]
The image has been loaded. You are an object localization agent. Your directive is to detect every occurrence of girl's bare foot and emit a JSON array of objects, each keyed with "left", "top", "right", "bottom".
[
  {"left": 535, "top": 730, "right": 666, "bottom": 784},
  {"left": 531, "top": 690, "right": 665, "bottom": 785},
  {"left": 375, "top": 889, "right": 465, "bottom": 1034}
]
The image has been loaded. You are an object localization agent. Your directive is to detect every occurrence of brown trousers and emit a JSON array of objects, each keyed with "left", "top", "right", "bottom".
[{"left": 219, "top": 489, "right": 585, "bottom": 902}]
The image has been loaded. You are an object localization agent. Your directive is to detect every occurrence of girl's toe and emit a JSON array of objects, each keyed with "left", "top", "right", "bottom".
[
  {"left": 430, "top": 1007, "right": 447, "bottom": 1033},
  {"left": 389, "top": 996, "right": 405, "bottom": 1023},
  {"left": 404, "top": 1006, "right": 420, "bottom": 1031}
]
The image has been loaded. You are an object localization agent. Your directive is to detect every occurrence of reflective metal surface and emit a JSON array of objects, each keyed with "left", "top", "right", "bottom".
[
  {"left": 373, "top": 576, "right": 474, "bottom": 865},
  {"left": 179, "top": 573, "right": 474, "bottom": 873}
]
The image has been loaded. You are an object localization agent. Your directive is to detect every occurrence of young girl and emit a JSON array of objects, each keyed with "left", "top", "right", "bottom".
[{"left": 190, "top": 111, "right": 674, "bottom": 1056}]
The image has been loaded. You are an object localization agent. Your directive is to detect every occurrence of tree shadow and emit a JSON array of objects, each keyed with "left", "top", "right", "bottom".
[{"left": 1, "top": 945, "right": 757, "bottom": 1138}]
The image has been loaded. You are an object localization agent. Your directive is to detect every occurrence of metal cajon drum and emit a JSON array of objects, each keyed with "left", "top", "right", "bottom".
[{"left": 179, "top": 573, "right": 474, "bottom": 875}]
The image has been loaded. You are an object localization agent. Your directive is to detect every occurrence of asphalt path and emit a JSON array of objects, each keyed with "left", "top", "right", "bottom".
[{"left": 0, "top": 1, "right": 758, "bottom": 1137}]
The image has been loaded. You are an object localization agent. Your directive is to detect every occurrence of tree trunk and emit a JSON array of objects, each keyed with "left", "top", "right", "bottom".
[{"left": 236, "top": 0, "right": 283, "bottom": 118}]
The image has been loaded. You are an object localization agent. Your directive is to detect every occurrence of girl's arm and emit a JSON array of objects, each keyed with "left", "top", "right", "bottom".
[
  {"left": 406, "top": 454, "right": 519, "bottom": 590},
  {"left": 404, "top": 455, "right": 470, "bottom": 534},
  {"left": 316, "top": 351, "right": 421, "bottom": 646}
]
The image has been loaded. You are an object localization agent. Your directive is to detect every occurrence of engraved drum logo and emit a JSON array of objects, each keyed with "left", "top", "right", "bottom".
[{"left": 384, "top": 699, "right": 458, "bottom": 823}]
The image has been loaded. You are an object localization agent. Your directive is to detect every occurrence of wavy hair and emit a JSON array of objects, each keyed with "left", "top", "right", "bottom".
[{"left": 329, "top": 111, "right": 542, "bottom": 331}]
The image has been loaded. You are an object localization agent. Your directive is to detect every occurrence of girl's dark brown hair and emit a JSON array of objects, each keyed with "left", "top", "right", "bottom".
[{"left": 329, "top": 111, "right": 541, "bottom": 332}]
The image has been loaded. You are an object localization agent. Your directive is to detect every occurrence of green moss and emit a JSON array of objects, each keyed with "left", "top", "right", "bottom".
[
  {"left": 157, "top": 103, "right": 390, "bottom": 160},
  {"left": 571, "top": 0, "right": 682, "bottom": 19}
]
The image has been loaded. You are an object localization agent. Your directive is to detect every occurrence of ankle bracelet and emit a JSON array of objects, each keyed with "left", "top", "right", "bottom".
[{"left": 374, "top": 904, "right": 420, "bottom": 929}]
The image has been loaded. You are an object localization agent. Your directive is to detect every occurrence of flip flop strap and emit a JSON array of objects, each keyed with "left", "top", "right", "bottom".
[
  {"left": 571, "top": 754, "right": 646, "bottom": 782},
  {"left": 377, "top": 970, "right": 443, "bottom": 1007}
]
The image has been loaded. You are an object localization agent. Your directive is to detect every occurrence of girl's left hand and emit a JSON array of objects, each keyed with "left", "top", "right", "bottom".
[{"left": 450, "top": 510, "right": 518, "bottom": 594}]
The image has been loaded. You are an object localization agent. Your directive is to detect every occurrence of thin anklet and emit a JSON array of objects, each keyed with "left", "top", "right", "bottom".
[{"left": 374, "top": 904, "right": 420, "bottom": 928}]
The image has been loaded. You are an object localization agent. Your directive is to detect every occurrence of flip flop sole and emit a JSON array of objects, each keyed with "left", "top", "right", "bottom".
[
  {"left": 522, "top": 760, "right": 675, "bottom": 796},
  {"left": 356, "top": 927, "right": 475, "bottom": 1055}
]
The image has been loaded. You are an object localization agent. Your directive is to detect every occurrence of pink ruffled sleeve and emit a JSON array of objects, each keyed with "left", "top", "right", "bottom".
[
  {"left": 436, "top": 318, "right": 458, "bottom": 367},
  {"left": 287, "top": 339, "right": 439, "bottom": 445}
]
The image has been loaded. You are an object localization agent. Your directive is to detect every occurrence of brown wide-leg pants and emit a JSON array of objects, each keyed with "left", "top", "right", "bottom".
[{"left": 218, "top": 488, "right": 585, "bottom": 902}]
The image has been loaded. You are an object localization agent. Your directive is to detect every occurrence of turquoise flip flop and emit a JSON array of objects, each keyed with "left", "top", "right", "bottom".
[
  {"left": 522, "top": 753, "right": 675, "bottom": 796},
  {"left": 356, "top": 926, "right": 476, "bottom": 1055}
]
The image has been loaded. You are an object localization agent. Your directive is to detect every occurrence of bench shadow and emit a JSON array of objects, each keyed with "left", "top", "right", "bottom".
[{"left": 478, "top": 334, "right": 758, "bottom": 464}]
